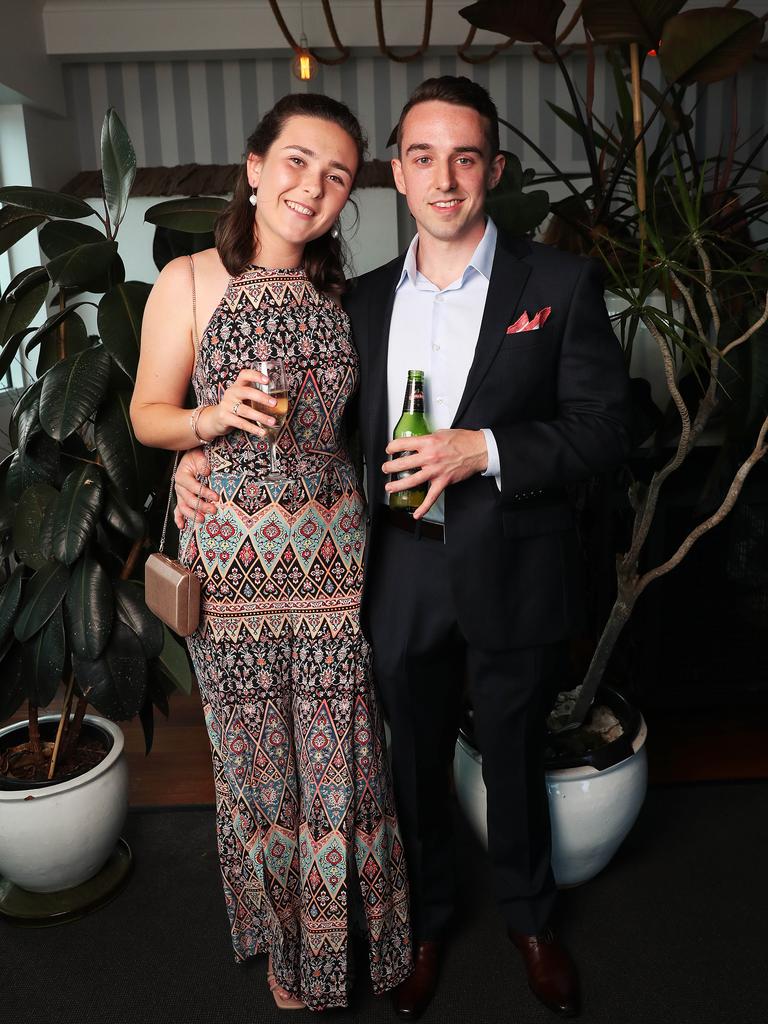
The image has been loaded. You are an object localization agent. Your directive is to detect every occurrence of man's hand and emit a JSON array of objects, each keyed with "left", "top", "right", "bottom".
[
  {"left": 173, "top": 447, "right": 216, "bottom": 528},
  {"left": 381, "top": 429, "right": 488, "bottom": 520}
]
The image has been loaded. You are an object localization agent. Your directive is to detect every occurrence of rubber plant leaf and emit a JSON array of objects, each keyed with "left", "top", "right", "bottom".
[
  {"left": 13, "top": 559, "right": 70, "bottom": 643},
  {"left": 64, "top": 552, "right": 114, "bottom": 660}
]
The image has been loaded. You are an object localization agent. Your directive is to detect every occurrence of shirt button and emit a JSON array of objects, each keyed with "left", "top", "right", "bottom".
[
  {"left": 437, "top": 397, "right": 445, "bottom": 405},
  {"left": 433, "top": 343, "right": 440, "bottom": 351},
  {"left": 435, "top": 294, "right": 443, "bottom": 303}
]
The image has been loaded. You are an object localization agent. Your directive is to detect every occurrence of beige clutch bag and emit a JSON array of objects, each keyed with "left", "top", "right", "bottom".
[
  {"left": 145, "top": 551, "right": 201, "bottom": 637},
  {"left": 145, "top": 453, "right": 202, "bottom": 637}
]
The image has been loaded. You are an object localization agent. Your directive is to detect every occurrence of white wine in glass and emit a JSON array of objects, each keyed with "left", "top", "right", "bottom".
[{"left": 248, "top": 358, "right": 290, "bottom": 482}]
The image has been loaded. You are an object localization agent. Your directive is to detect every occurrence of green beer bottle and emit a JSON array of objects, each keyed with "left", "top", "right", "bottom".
[{"left": 390, "top": 369, "right": 430, "bottom": 513}]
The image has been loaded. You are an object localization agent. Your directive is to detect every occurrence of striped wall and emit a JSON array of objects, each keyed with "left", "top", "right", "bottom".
[{"left": 63, "top": 52, "right": 766, "bottom": 177}]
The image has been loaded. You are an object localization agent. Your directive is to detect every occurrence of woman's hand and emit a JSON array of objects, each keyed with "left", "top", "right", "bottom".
[
  {"left": 198, "top": 368, "right": 278, "bottom": 440},
  {"left": 173, "top": 448, "right": 216, "bottom": 527}
]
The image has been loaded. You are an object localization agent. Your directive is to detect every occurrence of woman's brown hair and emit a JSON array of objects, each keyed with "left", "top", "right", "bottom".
[{"left": 215, "top": 93, "right": 367, "bottom": 297}]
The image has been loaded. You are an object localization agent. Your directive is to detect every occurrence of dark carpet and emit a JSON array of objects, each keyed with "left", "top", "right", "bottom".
[{"left": 4, "top": 782, "right": 768, "bottom": 1024}]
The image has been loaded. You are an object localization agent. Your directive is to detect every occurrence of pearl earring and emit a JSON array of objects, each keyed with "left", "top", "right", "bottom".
[
  {"left": 249, "top": 187, "right": 257, "bottom": 207},
  {"left": 331, "top": 222, "right": 340, "bottom": 240}
]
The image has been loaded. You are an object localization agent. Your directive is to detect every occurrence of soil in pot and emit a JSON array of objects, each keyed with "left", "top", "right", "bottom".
[{"left": 0, "top": 720, "right": 112, "bottom": 789}]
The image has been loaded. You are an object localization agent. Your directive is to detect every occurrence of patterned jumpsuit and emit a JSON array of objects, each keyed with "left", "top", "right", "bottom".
[{"left": 181, "top": 265, "right": 412, "bottom": 1010}]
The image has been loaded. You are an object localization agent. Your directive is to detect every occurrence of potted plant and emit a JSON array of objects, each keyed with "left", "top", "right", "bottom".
[
  {"left": 453, "top": 0, "right": 767, "bottom": 884},
  {"left": 0, "top": 110, "right": 192, "bottom": 913}
]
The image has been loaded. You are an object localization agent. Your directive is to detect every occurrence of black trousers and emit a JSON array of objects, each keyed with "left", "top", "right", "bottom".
[{"left": 365, "top": 520, "right": 559, "bottom": 939}]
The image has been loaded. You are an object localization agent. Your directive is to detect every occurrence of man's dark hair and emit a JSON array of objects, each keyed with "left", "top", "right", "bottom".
[{"left": 395, "top": 75, "right": 500, "bottom": 157}]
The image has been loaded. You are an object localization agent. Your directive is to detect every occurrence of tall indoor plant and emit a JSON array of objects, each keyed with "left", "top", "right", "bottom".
[
  {"left": 461, "top": 0, "right": 768, "bottom": 729},
  {"left": 0, "top": 108, "right": 192, "bottom": 793}
]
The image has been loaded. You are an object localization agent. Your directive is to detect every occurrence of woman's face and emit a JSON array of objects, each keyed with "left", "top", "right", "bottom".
[{"left": 247, "top": 114, "right": 359, "bottom": 259}]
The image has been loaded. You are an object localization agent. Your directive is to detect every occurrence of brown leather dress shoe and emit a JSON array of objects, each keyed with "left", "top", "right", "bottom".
[
  {"left": 392, "top": 940, "right": 441, "bottom": 1020},
  {"left": 508, "top": 928, "right": 580, "bottom": 1017}
]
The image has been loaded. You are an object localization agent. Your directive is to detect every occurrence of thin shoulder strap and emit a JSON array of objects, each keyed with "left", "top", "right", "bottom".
[{"left": 188, "top": 254, "right": 200, "bottom": 359}]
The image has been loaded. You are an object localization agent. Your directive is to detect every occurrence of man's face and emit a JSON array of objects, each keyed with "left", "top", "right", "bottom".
[{"left": 391, "top": 100, "right": 504, "bottom": 245}]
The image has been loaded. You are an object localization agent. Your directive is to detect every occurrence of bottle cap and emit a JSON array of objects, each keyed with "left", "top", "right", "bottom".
[{"left": 407, "top": 369, "right": 425, "bottom": 379}]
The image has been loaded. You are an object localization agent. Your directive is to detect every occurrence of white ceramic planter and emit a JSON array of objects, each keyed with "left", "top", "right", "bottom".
[
  {"left": 0, "top": 715, "right": 129, "bottom": 893},
  {"left": 453, "top": 715, "right": 648, "bottom": 887}
]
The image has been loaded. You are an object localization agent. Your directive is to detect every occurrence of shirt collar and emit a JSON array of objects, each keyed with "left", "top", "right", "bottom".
[{"left": 395, "top": 217, "right": 498, "bottom": 292}]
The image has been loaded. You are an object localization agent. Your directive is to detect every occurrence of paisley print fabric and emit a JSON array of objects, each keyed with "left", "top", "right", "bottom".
[{"left": 181, "top": 266, "right": 412, "bottom": 1010}]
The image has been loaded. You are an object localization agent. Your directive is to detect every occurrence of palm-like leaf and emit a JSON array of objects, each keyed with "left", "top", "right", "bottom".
[
  {"left": 659, "top": 9, "right": 764, "bottom": 86},
  {"left": 583, "top": 0, "right": 685, "bottom": 48},
  {"left": 458, "top": 0, "right": 565, "bottom": 46}
]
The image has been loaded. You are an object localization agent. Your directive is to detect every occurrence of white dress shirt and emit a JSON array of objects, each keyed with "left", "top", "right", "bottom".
[{"left": 387, "top": 217, "right": 502, "bottom": 524}]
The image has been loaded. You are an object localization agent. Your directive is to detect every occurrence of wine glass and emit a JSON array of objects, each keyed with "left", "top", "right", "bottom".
[{"left": 248, "top": 359, "right": 290, "bottom": 483}]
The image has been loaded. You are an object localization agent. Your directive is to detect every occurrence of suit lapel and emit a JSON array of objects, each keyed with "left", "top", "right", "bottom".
[
  {"left": 451, "top": 236, "right": 531, "bottom": 426},
  {"left": 364, "top": 257, "right": 404, "bottom": 461}
]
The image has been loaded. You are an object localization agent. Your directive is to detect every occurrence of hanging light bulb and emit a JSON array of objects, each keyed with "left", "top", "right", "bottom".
[{"left": 292, "top": 34, "right": 318, "bottom": 81}]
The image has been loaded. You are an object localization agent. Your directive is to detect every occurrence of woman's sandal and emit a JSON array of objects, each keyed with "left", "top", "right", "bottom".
[{"left": 267, "top": 956, "right": 306, "bottom": 1010}]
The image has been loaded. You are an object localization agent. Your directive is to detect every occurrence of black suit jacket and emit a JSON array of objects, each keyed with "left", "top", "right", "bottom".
[{"left": 343, "top": 231, "right": 631, "bottom": 650}]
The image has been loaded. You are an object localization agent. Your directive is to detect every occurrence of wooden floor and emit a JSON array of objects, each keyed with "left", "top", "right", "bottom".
[{"left": 11, "top": 693, "right": 768, "bottom": 806}]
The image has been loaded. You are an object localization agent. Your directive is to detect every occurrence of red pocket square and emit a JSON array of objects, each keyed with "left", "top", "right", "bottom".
[{"left": 507, "top": 307, "right": 552, "bottom": 334}]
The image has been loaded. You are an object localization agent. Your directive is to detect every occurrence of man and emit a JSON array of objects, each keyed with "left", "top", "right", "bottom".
[{"left": 174, "top": 77, "right": 631, "bottom": 1019}]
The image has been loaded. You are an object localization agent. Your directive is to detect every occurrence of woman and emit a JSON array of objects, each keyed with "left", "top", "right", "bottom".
[{"left": 131, "top": 93, "right": 412, "bottom": 1011}]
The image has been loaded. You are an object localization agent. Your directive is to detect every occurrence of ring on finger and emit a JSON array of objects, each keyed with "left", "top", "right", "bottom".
[{"left": 232, "top": 399, "right": 241, "bottom": 415}]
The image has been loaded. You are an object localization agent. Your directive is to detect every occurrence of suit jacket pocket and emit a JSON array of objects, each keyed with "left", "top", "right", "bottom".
[{"left": 502, "top": 503, "right": 573, "bottom": 539}]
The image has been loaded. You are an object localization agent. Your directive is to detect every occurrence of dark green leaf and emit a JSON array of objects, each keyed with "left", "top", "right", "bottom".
[
  {"left": 583, "top": 0, "right": 684, "bottom": 48},
  {"left": 64, "top": 552, "right": 113, "bottom": 659},
  {"left": 0, "top": 644, "right": 25, "bottom": 721},
  {"left": 98, "top": 282, "right": 152, "bottom": 382},
  {"left": 114, "top": 580, "right": 164, "bottom": 659},
  {"left": 101, "top": 109, "right": 136, "bottom": 232},
  {"left": 0, "top": 565, "right": 25, "bottom": 648},
  {"left": 0, "top": 206, "right": 46, "bottom": 256},
  {"left": 74, "top": 619, "right": 147, "bottom": 720},
  {"left": 95, "top": 389, "right": 151, "bottom": 506},
  {"left": 51, "top": 464, "right": 105, "bottom": 565},
  {"left": 458, "top": 0, "right": 565, "bottom": 46},
  {"left": 0, "top": 267, "right": 49, "bottom": 345},
  {"left": 0, "top": 186, "right": 94, "bottom": 220},
  {"left": 39, "top": 220, "right": 106, "bottom": 260},
  {"left": 36, "top": 313, "right": 89, "bottom": 376},
  {"left": 103, "top": 485, "right": 145, "bottom": 539},
  {"left": 0, "top": 329, "right": 34, "bottom": 382},
  {"left": 23, "top": 604, "right": 65, "bottom": 707},
  {"left": 144, "top": 197, "right": 229, "bottom": 234},
  {"left": 39, "top": 345, "right": 112, "bottom": 440},
  {"left": 21, "top": 431, "right": 61, "bottom": 490},
  {"left": 4, "top": 455, "right": 23, "bottom": 502},
  {"left": 13, "top": 559, "right": 70, "bottom": 642},
  {"left": 13, "top": 482, "right": 59, "bottom": 569},
  {"left": 659, "top": 9, "right": 764, "bottom": 86},
  {"left": 157, "top": 625, "right": 193, "bottom": 695},
  {"left": 485, "top": 153, "right": 550, "bottom": 236},
  {"left": 24, "top": 302, "right": 91, "bottom": 355},
  {"left": 46, "top": 239, "right": 118, "bottom": 288}
]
